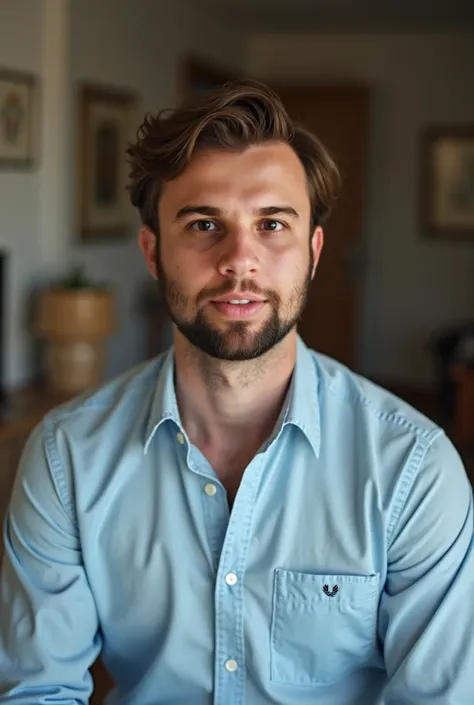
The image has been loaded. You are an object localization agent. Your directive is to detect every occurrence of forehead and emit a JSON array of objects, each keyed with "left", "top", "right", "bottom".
[{"left": 159, "top": 142, "right": 310, "bottom": 214}]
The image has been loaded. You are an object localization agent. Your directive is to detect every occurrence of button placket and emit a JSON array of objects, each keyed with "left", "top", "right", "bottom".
[
  {"left": 213, "top": 459, "right": 264, "bottom": 705},
  {"left": 199, "top": 474, "right": 228, "bottom": 571}
]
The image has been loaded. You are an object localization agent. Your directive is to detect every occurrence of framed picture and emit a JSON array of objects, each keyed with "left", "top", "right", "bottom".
[
  {"left": 0, "top": 68, "right": 38, "bottom": 169},
  {"left": 77, "top": 83, "right": 138, "bottom": 242},
  {"left": 422, "top": 126, "right": 474, "bottom": 241}
]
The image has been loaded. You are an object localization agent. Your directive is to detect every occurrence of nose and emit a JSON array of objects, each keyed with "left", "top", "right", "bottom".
[{"left": 217, "top": 231, "right": 260, "bottom": 278}]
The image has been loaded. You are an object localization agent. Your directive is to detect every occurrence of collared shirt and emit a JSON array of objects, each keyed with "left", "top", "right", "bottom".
[{"left": 1, "top": 337, "right": 473, "bottom": 704}]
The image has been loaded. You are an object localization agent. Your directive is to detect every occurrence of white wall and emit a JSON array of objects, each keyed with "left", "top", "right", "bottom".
[
  {"left": 246, "top": 32, "right": 474, "bottom": 387},
  {"left": 0, "top": 0, "right": 245, "bottom": 388},
  {"left": 0, "top": 0, "right": 44, "bottom": 387}
]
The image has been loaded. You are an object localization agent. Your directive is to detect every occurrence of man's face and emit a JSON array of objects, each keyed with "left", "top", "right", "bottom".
[{"left": 142, "top": 142, "right": 323, "bottom": 361}]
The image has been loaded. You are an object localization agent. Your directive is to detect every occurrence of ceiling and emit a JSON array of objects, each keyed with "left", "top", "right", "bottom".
[{"left": 194, "top": 0, "right": 474, "bottom": 32}]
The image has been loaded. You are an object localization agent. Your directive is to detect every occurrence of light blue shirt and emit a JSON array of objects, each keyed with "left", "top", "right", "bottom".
[{"left": 1, "top": 337, "right": 473, "bottom": 704}]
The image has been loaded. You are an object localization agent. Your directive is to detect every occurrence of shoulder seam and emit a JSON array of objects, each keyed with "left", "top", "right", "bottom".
[
  {"left": 43, "top": 415, "right": 77, "bottom": 526},
  {"left": 39, "top": 355, "right": 167, "bottom": 522},
  {"left": 386, "top": 428, "right": 445, "bottom": 544},
  {"left": 323, "top": 376, "right": 439, "bottom": 440}
]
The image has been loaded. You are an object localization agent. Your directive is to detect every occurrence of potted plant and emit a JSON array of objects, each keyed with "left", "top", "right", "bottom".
[{"left": 35, "top": 266, "right": 115, "bottom": 394}]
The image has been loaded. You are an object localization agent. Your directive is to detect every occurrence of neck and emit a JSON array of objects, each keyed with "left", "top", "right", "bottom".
[{"left": 173, "top": 330, "right": 297, "bottom": 453}]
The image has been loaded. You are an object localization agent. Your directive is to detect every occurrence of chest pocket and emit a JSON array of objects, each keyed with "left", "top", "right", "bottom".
[{"left": 270, "top": 569, "right": 380, "bottom": 686}]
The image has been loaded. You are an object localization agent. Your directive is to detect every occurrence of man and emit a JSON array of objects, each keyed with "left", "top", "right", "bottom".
[{"left": 1, "top": 79, "right": 473, "bottom": 705}]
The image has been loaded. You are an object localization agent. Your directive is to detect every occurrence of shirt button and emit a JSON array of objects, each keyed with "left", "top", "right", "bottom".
[
  {"left": 204, "top": 483, "right": 217, "bottom": 496},
  {"left": 225, "top": 659, "right": 238, "bottom": 672},
  {"left": 225, "top": 572, "right": 238, "bottom": 586},
  {"left": 176, "top": 432, "right": 185, "bottom": 445}
]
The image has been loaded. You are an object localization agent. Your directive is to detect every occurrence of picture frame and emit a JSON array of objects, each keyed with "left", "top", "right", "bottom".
[
  {"left": 422, "top": 126, "right": 474, "bottom": 241},
  {"left": 0, "top": 67, "right": 38, "bottom": 169},
  {"left": 77, "top": 83, "right": 138, "bottom": 243}
]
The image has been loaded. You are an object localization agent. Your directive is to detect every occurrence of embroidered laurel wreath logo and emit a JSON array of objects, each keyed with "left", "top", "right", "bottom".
[{"left": 323, "top": 584, "right": 339, "bottom": 597}]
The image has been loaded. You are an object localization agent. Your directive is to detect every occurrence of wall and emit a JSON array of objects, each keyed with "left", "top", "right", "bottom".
[
  {"left": 0, "top": 0, "right": 44, "bottom": 387},
  {"left": 246, "top": 32, "right": 474, "bottom": 387},
  {"left": 0, "top": 0, "right": 245, "bottom": 388},
  {"left": 4, "top": 5, "right": 470, "bottom": 390}
]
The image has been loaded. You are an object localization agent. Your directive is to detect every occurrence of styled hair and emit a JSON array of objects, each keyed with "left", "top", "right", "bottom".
[{"left": 126, "top": 79, "right": 341, "bottom": 235}]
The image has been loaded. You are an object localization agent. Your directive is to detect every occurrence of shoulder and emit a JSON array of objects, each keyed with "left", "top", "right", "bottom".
[
  {"left": 309, "top": 349, "right": 442, "bottom": 443},
  {"left": 308, "top": 348, "right": 471, "bottom": 512},
  {"left": 307, "top": 350, "right": 471, "bottom": 536},
  {"left": 42, "top": 353, "right": 166, "bottom": 440},
  {"left": 12, "top": 354, "right": 169, "bottom": 521}
]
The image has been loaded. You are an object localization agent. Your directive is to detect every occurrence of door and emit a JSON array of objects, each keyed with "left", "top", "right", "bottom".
[{"left": 274, "top": 85, "right": 370, "bottom": 368}]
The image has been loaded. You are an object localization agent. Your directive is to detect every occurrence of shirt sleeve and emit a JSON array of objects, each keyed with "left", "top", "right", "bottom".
[
  {"left": 379, "top": 431, "right": 474, "bottom": 704},
  {"left": 0, "top": 418, "right": 101, "bottom": 703}
]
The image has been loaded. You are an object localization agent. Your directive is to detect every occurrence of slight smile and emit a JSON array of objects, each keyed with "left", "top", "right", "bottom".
[{"left": 209, "top": 297, "right": 267, "bottom": 318}]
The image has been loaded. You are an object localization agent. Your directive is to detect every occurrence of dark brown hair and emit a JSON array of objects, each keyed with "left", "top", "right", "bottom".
[{"left": 126, "top": 79, "right": 341, "bottom": 235}]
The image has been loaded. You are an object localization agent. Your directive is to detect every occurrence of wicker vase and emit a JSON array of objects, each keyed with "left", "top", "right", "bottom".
[{"left": 35, "top": 287, "right": 115, "bottom": 394}]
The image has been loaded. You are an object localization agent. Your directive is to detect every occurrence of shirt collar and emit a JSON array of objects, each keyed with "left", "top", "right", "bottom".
[
  {"left": 144, "top": 349, "right": 180, "bottom": 454},
  {"left": 144, "top": 335, "right": 320, "bottom": 457},
  {"left": 282, "top": 335, "right": 321, "bottom": 457}
]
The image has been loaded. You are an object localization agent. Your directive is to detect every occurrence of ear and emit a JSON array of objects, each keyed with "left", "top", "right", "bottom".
[
  {"left": 310, "top": 226, "right": 324, "bottom": 279},
  {"left": 138, "top": 226, "right": 158, "bottom": 280}
]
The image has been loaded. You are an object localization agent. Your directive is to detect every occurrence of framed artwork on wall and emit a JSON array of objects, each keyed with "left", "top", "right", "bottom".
[
  {"left": 77, "top": 83, "right": 138, "bottom": 243},
  {"left": 0, "top": 67, "right": 38, "bottom": 169},
  {"left": 422, "top": 125, "right": 474, "bottom": 241}
]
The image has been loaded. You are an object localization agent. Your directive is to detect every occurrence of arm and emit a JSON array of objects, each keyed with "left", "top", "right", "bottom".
[
  {"left": 380, "top": 432, "right": 474, "bottom": 703},
  {"left": 0, "top": 419, "right": 101, "bottom": 703}
]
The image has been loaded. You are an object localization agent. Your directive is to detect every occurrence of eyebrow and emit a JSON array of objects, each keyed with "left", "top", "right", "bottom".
[{"left": 174, "top": 205, "right": 300, "bottom": 221}]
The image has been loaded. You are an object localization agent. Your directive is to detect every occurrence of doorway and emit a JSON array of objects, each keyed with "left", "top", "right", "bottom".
[{"left": 274, "top": 84, "right": 370, "bottom": 368}]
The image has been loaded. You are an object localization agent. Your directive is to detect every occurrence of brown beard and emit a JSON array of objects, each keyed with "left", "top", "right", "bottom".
[{"left": 155, "top": 247, "right": 313, "bottom": 361}]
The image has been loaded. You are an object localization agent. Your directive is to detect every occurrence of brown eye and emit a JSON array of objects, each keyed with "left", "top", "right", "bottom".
[
  {"left": 260, "top": 220, "right": 284, "bottom": 232},
  {"left": 190, "top": 220, "right": 217, "bottom": 232}
]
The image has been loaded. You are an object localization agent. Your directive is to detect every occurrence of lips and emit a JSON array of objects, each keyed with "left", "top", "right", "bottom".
[
  {"left": 209, "top": 299, "right": 266, "bottom": 318},
  {"left": 210, "top": 294, "right": 266, "bottom": 304},
  {"left": 205, "top": 288, "right": 268, "bottom": 319},
  {"left": 214, "top": 299, "right": 257, "bottom": 305}
]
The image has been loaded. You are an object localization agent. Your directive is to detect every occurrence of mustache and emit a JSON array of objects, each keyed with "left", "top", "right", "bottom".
[{"left": 197, "top": 281, "right": 280, "bottom": 306}]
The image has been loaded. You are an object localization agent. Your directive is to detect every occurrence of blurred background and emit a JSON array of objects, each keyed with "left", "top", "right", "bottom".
[
  {"left": 1, "top": 2, "right": 473, "bottom": 699},
  {"left": 0, "top": 0, "right": 473, "bottom": 436}
]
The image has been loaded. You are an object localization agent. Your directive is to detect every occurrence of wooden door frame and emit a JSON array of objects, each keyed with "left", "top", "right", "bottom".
[{"left": 272, "top": 83, "right": 370, "bottom": 368}]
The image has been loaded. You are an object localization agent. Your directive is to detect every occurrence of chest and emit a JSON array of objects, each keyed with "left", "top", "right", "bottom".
[
  {"left": 80, "top": 442, "right": 386, "bottom": 696},
  {"left": 82, "top": 430, "right": 386, "bottom": 590}
]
